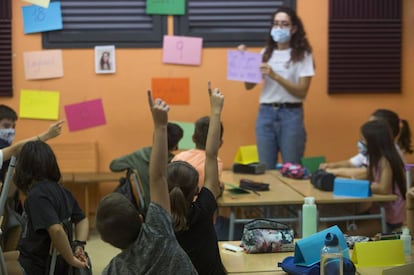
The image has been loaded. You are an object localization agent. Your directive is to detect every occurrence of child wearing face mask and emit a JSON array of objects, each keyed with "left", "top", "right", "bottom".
[
  {"left": 0, "top": 104, "right": 18, "bottom": 181},
  {"left": 320, "top": 109, "right": 412, "bottom": 179},
  {"left": 360, "top": 120, "right": 406, "bottom": 233},
  {"left": 237, "top": 6, "right": 314, "bottom": 169}
]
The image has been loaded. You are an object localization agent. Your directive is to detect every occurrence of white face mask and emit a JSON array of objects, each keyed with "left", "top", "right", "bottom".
[
  {"left": 270, "top": 28, "right": 291, "bottom": 43},
  {"left": 357, "top": 140, "right": 367, "bottom": 156},
  {"left": 0, "top": 128, "right": 15, "bottom": 145}
]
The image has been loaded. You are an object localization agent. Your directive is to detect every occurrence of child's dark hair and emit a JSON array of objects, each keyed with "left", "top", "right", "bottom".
[
  {"left": 362, "top": 120, "right": 406, "bottom": 198},
  {"left": 167, "top": 161, "right": 199, "bottom": 231},
  {"left": 14, "top": 141, "right": 61, "bottom": 194},
  {"left": 96, "top": 192, "right": 142, "bottom": 249},
  {"left": 0, "top": 104, "right": 18, "bottom": 121},
  {"left": 193, "top": 116, "right": 223, "bottom": 150},
  {"left": 371, "top": 109, "right": 412, "bottom": 154},
  {"left": 167, "top": 122, "right": 183, "bottom": 150}
]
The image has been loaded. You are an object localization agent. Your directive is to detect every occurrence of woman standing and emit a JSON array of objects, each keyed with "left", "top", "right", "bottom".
[{"left": 239, "top": 6, "right": 314, "bottom": 169}]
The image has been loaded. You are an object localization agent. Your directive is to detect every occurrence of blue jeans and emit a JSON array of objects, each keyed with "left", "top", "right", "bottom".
[{"left": 256, "top": 104, "right": 306, "bottom": 169}]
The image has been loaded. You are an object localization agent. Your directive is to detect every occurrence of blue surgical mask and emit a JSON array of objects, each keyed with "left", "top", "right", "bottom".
[
  {"left": 0, "top": 128, "right": 15, "bottom": 145},
  {"left": 357, "top": 140, "right": 367, "bottom": 156},
  {"left": 270, "top": 28, "right": 291, "bottom": 43}
]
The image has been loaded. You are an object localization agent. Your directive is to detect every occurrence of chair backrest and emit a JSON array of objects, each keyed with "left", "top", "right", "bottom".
[
  {"left": 0, "top": 156, "right": 17, "bottom": 275},
  {"left": 300, "top": 156, "right": 326, "bottom": 174}
]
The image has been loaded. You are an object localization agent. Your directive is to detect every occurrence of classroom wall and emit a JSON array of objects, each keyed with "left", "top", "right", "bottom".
[{"left": 6, "top": 0, "right": 414, "bottom": 208}]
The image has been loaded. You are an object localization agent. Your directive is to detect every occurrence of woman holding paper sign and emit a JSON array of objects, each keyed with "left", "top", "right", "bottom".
[{"left": 238, "top": 6, "right": 314, "bottom": 169}]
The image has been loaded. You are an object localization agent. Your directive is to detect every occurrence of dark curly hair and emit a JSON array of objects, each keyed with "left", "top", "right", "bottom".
[{"left": 262, "top": 6, "right": 312, "bottom": 64}]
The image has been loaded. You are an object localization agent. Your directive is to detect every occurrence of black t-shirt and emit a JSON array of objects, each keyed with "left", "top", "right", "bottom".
[
  {"left": 175, "top": 187, "right": 225, "bottom": 275},
  {"left": 18, "top": 180, "right": 85, "bottom": 275}
]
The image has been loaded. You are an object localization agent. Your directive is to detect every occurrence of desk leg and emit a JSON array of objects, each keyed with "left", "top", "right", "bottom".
[
  {"left": 380, "top": 206, "right": 387, "bottom": 233},
  {"left": 228, "top": 207, "right": 235, "bottom": 241}
]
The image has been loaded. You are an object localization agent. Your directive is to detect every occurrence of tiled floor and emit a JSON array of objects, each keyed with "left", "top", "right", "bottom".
[{"left": 87, "top": 230, "right": 120, "bottom": 274}]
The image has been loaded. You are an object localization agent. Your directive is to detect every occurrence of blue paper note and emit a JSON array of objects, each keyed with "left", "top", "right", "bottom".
[{"left": 22, "top": 2, "right": 63, "bottom": 34}]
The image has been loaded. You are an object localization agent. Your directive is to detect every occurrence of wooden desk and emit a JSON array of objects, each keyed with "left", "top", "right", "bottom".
[
  {"left": 269, "top": 170, "right": 397, "bottom": 233},
  {"left": 219, "top": 241, "right": 287, "bottom": 274},
  {"left": 61, "top": 172, "right": 124, "bottom": 225},
  {"left": 218, "top": 171, "right": 304, "bottom": 240},
  {"left": 220, "top": 241, "right": 414, "bottom": 274}
]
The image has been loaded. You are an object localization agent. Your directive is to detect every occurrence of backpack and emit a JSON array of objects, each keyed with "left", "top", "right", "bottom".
[
  {"left": 310, "top": 169, "right": 336, "bottom": 191},
  {"left": 113, "top": 168, "right": 147, "bottom": 215}
]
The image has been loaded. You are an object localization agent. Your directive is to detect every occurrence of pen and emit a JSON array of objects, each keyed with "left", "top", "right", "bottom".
[{"left": 250, "top": 189, "right": 261, "bottom": 196}]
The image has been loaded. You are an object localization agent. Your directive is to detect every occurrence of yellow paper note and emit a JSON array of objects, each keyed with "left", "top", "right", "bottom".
[
  {"left": 234, "top": 145, "right": 259, "bottom": 165},
  {"left": 352, "top": 240, "right": 405, "bottom": 267},
  {"left": 20, "top": 90, "right": 60, "bottom": 120},
  {"left": 23, "top": 0, "right": 50, "bottom": 8}
]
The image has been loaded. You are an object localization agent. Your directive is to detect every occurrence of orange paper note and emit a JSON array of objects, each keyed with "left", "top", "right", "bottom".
[{"left": 151, "top": 78, "right": 189, "bottom": 105}]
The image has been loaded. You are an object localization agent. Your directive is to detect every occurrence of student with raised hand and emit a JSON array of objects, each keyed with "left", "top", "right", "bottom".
[
  {"left": 14, "top": 141, "right": 89, "bottom": 275},
  {"left": 361, "top": 120, "right": 406, "bottom": 232},
  {"left": 0, "top": 104, "right": 18, "bottom": 180},
  {"left": 0, "top": 120, "right": 64, "bottom": 165},
  {"left": 95, "top": 91, "right": 197, "bottom": 275},
  {"left": 170, "top": 85, "right": 225, "bottom": 275},
  {"left": 109, "top": 122, "right": 183, "bottom": 213}
]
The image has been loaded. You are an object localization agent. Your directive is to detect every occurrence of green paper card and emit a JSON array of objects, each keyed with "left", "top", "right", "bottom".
[
  {"left": 146, "top": 0, "right": 185, "bottom": 15},
  {"left": 172, "top": 121, "right": 195, "bottom": 150}
]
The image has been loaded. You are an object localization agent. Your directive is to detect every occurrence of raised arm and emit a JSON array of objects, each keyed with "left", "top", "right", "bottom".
[
  {"left": 204, "top": 85, "right": 224, "bottom": 198},
  {"left": 147, "top": 90, "right": 171, "bottom": 213},
  {"left": 2, "top": 120, "right": 64, "bottom": 161}
]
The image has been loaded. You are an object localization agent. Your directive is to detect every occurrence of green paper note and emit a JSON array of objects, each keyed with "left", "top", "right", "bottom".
[{"left": 146, "top": 0, "right": 185, "bottom": 15}]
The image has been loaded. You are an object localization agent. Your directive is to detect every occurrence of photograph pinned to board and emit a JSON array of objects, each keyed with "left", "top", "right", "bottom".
[{"left": 95, "top": 45, "right": 116, "bottom": 74}]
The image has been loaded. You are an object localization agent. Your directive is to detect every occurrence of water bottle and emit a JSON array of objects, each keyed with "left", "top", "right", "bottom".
[
  {"left": 302, "top": 196, "right": 317, "bottom": 237},
  {"left": 400, "top": 226, "right": 412, "bottom": 261},
  {"left": 320, "top": 233, "right": 343, "bottom": 275}
]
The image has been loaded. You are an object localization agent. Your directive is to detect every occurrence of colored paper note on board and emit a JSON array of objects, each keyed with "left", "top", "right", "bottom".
[
  {"left": 227, "top": 50, "right": 262, "bottom": 84},
  {"left": 151, "top": 78, "right": 190, "bottom": 105},
  {"left": 64, "top": 99, "right": 107, "bottom": 131},
  {"left": 23, "top": 50, "right": 63, "bottom": 80},
  {"left": 23, "top": 0, "right": 50, "bottom": 8},
  {"left": 22, "top": 2, "right": 63, "bottom": 34},
  {"left": 171, "top": 121, "right": 195, "bottom": 150},
  {"left": 19, "top": 90, "right": 60, "bottom": 120},
  {"left": 162, "top": 35, "right": 203, "bottom": 66},
  {"left": 146, "top": 0, "right": 185, "bottom": 15}
]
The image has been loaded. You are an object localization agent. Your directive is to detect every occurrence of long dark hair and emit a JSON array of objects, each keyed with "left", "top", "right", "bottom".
[
  {"left": 371, "top": 109, "right": 412, "bottom": 154},
  {"left": 362, "top": 120, "right": 406, "bottom": 198},
  {"left": 14, "top": 141, "right": 61, "bottom": 194},
  {"left": 167, "top": 161, "right": 199, "bottom": 231},
  {"left": 262, "top": 6, "right": 312, "bottom": 63}
]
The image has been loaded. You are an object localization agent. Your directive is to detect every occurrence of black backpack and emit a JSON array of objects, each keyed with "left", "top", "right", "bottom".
[{"left": 310, "top": 169, "right": 336, "bottom": 191}]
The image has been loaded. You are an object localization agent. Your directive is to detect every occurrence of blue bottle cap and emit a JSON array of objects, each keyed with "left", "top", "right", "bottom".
[{"left": 325, "top": 233, "right": 339, "bottom": 246}]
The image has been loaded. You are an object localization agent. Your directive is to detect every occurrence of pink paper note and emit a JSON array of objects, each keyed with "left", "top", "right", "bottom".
[
  {"left": 24, "top": 50, "right": 63, "bottom": 80},
  {"left": 162, "top": 35, "right": 203, "bottom": 65},
  {"left": 64, "top": 99, "right": 106, "bottom": 131}
]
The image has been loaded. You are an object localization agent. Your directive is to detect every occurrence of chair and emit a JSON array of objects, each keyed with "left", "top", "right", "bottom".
[
  {"left": 0, "top": 156, "right": 17, "bottom": 275},
  {"left": 405, "top": 164, "right": 414, "bottom": 193},
  {"left": 300, "top": 156, "right": 326, "bottom": 174}
]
